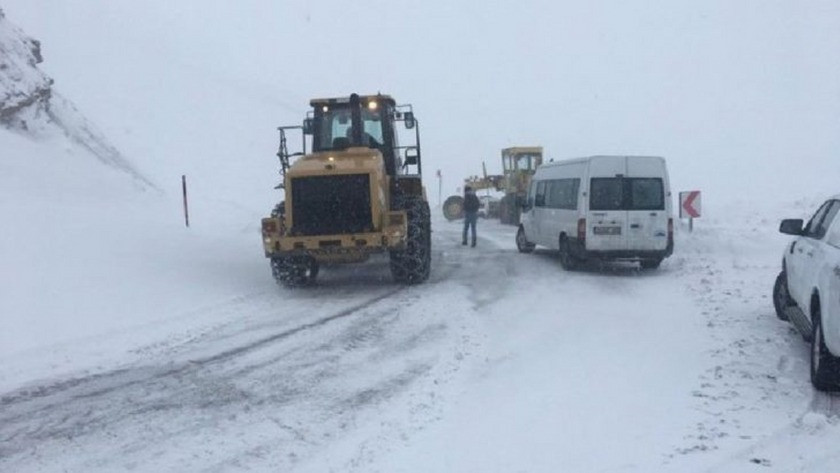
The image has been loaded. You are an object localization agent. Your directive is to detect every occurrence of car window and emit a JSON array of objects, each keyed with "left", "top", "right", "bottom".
[
  {"left": 828, "top": 211, "right": 840, "bottom": 249},
  {"left": 803, "top": 200, "right": 834, "bottom": 239},
  {"left": 815, "top": 200, "right": 840, "bottom": 240}
]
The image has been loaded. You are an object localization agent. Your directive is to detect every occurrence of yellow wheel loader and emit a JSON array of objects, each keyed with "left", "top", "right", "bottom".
[{"left": 261, "top": 93, "right": 431, "bottom": 287}]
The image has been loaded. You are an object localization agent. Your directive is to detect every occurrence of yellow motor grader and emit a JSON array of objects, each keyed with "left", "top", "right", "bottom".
[
  {"left": 261, "top": 93, "right": 430, "bottom": 287},
  {"left": 442, "top": 146, "right": 542, "bottom": 225}
]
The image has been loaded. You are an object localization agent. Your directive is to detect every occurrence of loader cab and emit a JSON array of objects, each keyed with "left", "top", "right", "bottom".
[{"left": 308, "top": 94, "right": 421, "bottom": 177}]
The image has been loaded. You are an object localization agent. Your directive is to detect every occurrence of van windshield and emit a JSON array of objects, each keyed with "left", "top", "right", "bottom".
[{"left": 590, "top": 178, "right": 664, "bottom": 211}]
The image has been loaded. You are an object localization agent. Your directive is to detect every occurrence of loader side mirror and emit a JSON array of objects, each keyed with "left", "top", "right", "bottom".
[
  {"left": 405, "top": 147, "right": 419, "bottom": 166},
  {"left": 303, "top": 118, "right": 314, "bottom": 135},
  {"left": 404, "top": 112, "right": 415, "bottom": 129}
]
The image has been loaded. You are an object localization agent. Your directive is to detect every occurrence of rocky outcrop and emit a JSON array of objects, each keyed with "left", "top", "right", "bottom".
[
  {"left": 0, "top": 8, "right": 156, "bottom": 189},
  {"left": 0, "top": 7, "right": 53, "bottom": 131}
]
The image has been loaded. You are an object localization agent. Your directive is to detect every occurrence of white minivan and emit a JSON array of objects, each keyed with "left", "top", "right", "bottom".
[{"left": 516, "top": 155, "right": 674, "bottom": 269}]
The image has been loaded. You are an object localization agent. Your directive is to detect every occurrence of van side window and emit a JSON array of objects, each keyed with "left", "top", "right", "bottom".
[
  {"left": 546, "top": 179, "right": 580, "bottom": 209},
  {"left": 526, "top": 182, "right": 536, "bottom": 208},
  {"left": 535, "top": 181, "right": 547, "bottom": 207}
]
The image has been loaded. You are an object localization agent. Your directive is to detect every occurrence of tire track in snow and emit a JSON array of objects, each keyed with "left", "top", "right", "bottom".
[
  {"left": 0, "top": 287, "right": 402, "bottom": 413},
  {"left": 0, "top": 228, "right": 479, "bottom": 472},
  {"left": 0, "top": 288, "right": 409, "bottom": 458}
]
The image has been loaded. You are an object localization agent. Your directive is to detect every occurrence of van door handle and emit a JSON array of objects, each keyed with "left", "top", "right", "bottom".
[
  {"left": 834, "top": 266, "right": 840, "bottom": 278},
  {"left": 649, "top": 212, "right": 657, "bottom": 217},
  {"left": 630, "top": 224, "right": 640, "bottom": 229}
]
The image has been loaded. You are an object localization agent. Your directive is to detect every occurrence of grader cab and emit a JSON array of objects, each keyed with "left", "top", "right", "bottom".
[
  {"left": 261, "top": 93, "right": 431, "bottom": 287},
  {"left": 498, "top": 146, "right": 542, "bottom": 224}
]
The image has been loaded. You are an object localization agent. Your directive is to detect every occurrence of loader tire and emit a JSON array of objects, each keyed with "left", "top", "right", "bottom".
[
  {"left": 270, "top": 201, "right": 285, "bottom": 218},
  {"left": 271, "top": 255, "right": 318, "bottom": 287},
  {"left": 390, "top": 195, "right": 431, "bottom": 284}
]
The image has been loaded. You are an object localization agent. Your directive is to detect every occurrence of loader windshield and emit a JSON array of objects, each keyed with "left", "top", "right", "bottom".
[{"left": 313, "top": 105, "right": 385, "bottom": 152}]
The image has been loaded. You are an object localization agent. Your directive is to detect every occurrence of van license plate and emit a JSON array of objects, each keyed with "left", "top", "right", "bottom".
[{"left": 594, "top": 226, "right": 621, "bottom": 235}]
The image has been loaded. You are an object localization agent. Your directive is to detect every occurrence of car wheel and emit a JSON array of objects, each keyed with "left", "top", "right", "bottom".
[
  {"left": 516, "top": 226, "right": 535, "bottom": 253},
  {"left": 772, "top": 271, "right": 792, "bottom": 321},
  {"left": 810, "top": 301, "right": 840, "bottom": 392}
]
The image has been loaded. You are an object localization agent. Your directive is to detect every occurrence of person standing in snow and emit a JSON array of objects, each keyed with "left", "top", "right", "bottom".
[{"left": 462, "top": 186, "right": 480, "bottom": 247}]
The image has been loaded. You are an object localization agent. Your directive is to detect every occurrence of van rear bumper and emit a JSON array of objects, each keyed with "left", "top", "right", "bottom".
[{"left": 570, "top": 239, "right": 673, "bottom": 261}]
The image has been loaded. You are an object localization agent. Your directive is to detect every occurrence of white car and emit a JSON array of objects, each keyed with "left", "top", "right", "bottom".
[{"left": 773, "top": 196, "right": 840, "bottom": 391}]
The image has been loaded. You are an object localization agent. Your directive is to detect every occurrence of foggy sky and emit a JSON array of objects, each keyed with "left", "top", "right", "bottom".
[{"left": 4, "top": 0, "right": 838, "bottom": 211}]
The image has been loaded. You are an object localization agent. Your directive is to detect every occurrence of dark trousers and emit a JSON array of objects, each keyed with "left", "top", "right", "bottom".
[{"left": 462, "top": 212, "right": 477, "bottom": 244}]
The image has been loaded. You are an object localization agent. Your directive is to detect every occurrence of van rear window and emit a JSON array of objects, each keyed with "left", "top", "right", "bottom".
[{"left": 590, "top": 178, "right": 664, "bottom": 211}]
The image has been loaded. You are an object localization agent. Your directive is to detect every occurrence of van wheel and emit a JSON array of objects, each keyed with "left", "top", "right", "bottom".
[
  {"left": 516, "top": 227, "right": 535, "bottom": 253},
  {"left": 811, "top": 301, "right": 840, "bottom": 391},
  {"left": 772, "top": 271, "right": 792, "bottom": 321},
  {"left": 558, "top": 237, "right": 579, "bottom": 270},
  {"left": 640, "top": 258, "right": 662, "bottom": 270}
]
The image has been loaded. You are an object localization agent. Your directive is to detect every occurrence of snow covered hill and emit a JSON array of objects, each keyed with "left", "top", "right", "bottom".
[
  {"left": 0, "top": 8, "right": 154, "bottom": 188},
  {"left": 0, "top": 9, "right": 267, "bottom": 380}
]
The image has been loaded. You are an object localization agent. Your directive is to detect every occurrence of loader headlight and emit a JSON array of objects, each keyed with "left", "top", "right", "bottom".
[{"left": 368, "top": 101, "right": 378, "bottom": 110}]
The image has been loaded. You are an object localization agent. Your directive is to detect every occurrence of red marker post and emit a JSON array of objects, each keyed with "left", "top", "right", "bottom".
[{"left": 679, "top": 190, "right": 701, "bottom": 232}]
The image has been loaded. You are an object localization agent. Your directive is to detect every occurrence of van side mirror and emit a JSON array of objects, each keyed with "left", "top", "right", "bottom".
[
  {"left": 302, "top": 118, "right": 314, "bottom": 135},
  {"left": 779, "top": 218, "right": 804, "bottom": 235},
  {"left": 404, "top": 147, "right": 419, "bottom": 165},
  {"left": 404, "top": 112, "right": 416, "bottom": 129}
]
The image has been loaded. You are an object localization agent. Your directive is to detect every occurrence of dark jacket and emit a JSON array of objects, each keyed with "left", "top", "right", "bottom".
[{"left": 463, "top": 190, "right": 480, "bottom": 213}]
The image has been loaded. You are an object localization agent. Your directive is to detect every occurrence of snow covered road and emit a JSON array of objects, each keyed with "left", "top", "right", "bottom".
[{"left": 3, "top": 212, "right": 840, "bottom": 472}]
